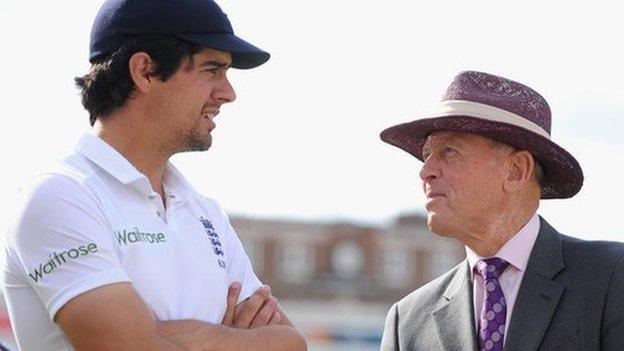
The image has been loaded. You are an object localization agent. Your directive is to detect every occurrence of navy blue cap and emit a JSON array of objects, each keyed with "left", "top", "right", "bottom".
[{"left": 89, "top": 0, "right": 270, "bottom": 69}]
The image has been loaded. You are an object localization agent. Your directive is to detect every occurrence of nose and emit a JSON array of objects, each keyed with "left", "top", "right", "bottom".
[
  {"left": 419, "top": 154, "right": 440, "bottom": 183},
  {"left": 214, "top": 75, "right": 236, "bottom": 104}
]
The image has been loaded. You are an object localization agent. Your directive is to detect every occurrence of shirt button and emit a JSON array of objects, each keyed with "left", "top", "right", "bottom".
[{"left": 148, "top": 195, "right": 156, "bottom": 200}]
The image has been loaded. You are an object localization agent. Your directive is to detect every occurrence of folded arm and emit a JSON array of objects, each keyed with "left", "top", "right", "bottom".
[
  {"left": 157, "top": 283, "right": 305, "bottom": 351},
  {"left": 56, "top": 282, "right": 306, "bottom": 351},
  {"left": 158, "top": 320, "right": 305, "bottom": 351}
]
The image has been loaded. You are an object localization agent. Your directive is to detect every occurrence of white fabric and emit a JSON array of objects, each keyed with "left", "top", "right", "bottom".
[
  {"left": 2, "top": 134, "right": 262, "bottom": 351},
  {"left": 436, "top": 100, "right": 551, "bottom": 139}
]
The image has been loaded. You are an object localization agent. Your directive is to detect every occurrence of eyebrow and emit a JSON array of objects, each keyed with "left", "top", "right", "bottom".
[
  {"left": 423, "top": 135, "right": 465, "bottom": 150},
  {"left": 198, "top": 60, "right": 231, "bottom": 70}
]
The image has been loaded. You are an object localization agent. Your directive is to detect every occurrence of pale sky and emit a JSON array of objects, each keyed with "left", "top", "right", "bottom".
[{"left": 1, "top": 1, "right": 622, "bottom": 242}]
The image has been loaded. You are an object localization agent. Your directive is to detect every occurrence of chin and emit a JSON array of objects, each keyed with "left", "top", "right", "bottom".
[
  {"left": 184, "top": 134, "right": 212, "bottom": 152},
  {"left": 200, "top": 140, "right": 212, "bottom": 151},
  {"left": 426, "top": 211, "right": 456, "bottom": 238}
]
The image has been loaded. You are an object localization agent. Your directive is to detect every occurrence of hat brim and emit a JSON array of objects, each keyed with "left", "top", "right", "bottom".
[
  {"left": 177, "top": 33, "right": 270, "bottom": 69},
  {"left": 380, "top": 115, "right": 584, "bottom": 199}
]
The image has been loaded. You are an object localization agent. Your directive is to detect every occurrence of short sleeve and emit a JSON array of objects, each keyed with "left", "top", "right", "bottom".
[
  {"left": 218, "top": 210, "right": 262, "bottom": 303},
  {"left": 6, "top": 174, "right": 130, "bottom": 320}
]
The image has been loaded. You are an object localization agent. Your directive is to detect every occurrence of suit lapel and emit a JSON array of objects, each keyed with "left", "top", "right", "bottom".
[
  {"left": 504, "top": 218, "right": 565, "bottom": 351},
  {"left": 432, "top": 261, "right": 479, "bottom": 351}
]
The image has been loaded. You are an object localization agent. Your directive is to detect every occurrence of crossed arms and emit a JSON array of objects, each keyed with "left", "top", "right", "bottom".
[{"left": 56, "top": 281, "right": 307, "bottom": 351}]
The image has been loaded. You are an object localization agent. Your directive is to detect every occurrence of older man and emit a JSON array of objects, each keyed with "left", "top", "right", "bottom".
[{"left": 379, "top": 71, "right": 624, "bottom": 351}]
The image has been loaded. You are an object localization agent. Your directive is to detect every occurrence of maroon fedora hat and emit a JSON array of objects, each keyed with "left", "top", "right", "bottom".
[{"left": 380, "top": 70, "right": 583, "bottom": 199}]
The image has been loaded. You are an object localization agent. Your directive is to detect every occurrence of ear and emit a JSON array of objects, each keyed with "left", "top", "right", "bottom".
[
  {"left": 128, "top": 52, "right": 155, "bottom": 94},
  {"left": 503, "top": 150, "right": 535, "bottom": 193}
]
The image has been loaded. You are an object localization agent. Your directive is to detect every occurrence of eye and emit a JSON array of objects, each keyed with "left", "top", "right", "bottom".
[
  {"left": 442, "top": 147, "right": 457, "bottom": 157},
  {"left": 201, "top": 68, "right": 218, "bottom": 74},
  {"left": 422, "top": 150, "right": 430, "bottom": 160}
]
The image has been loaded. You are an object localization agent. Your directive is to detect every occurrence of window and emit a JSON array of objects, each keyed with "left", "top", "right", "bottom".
[
  {"left": 381, "top": 249, "right": 409, "bottom": 288},
  {"left": 331, "top": 241, "right": 365, "bottom": 279},
  {"left": 279, "top": 242, "right": 314, "bottom": 283}
]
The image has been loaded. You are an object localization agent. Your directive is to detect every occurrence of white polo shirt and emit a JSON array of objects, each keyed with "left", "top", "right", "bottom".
[{"left": 2, "top": 134, "right": 262, "bottom": 351}]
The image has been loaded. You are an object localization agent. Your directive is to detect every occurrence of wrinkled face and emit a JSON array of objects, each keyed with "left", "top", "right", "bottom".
[
  {"left": 420, "top": 131, "right": 513, "bottom": 238},
  {"left": 150, "top": 47, "right": 236, "bottom": 153}
]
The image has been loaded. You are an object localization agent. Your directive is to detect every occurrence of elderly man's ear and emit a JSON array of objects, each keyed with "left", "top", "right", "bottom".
[{"left": 503, "top": 150, "right": 538, "bottom": 193}]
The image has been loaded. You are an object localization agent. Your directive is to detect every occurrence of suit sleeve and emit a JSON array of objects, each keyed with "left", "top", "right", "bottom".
[
  {"left": 601, "top": 251, "right": 624, "bottom": 350},
  {"left": 380, "top": 303, "right": 400, "bottom": 351}
]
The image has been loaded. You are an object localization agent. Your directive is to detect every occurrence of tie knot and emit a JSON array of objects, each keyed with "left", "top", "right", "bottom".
[{"left": 475, "top": 257, "right": 509, "bottom": 279}]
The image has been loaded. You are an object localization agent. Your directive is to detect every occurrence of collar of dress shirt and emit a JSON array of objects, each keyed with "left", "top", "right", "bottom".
[{"left": 466, "top": 212, "right": 541, "bottom": 278}]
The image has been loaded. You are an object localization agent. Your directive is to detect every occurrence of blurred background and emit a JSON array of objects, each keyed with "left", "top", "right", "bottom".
[{"left": 0, "top": 0, "right": 623, "bottom": 350}]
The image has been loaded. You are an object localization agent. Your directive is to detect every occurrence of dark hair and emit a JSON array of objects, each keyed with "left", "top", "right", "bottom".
[{"left": 75, "top": 36, "right": 203, "bottom": 126}]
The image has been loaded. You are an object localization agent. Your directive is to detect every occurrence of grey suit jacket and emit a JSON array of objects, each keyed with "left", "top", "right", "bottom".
[{"left": 380, "top": 217, "right": 624, "bottom": 351}]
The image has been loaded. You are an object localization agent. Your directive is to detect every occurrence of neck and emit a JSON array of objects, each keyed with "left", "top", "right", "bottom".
[
  {"left": 93, "top": 111, "right": 170, "bottom": 198},
  {"left": 462, "top": 202, "right": 538, "bottom": 257}
]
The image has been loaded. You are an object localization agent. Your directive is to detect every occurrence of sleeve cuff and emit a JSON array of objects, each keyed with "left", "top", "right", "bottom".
[
  {"left": 47, "top": 269, "right": 131, "bottom": 321},
  {"left": 237, "top": 278, "right": 263, "bottom": 304}
]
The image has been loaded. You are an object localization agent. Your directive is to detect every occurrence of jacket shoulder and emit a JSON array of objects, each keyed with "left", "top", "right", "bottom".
[
  {"left": 396, "top": 261, "right": 468, "bottom": 316},
  {"left": 559, "top": 232, "right": 624, "bottom": 265}
]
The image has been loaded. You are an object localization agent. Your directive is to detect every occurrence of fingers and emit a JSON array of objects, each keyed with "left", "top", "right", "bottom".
[
  {"left": 233, "top": 285, "right": 271, "bottom": 328},
  {"left": 249, "top": 295, "right": 278, "bottom": 328},
  {"left": 221, "top": 281, "right": 241, "bottom": 325},
  {"left": 267, "top": 309, "right": 282, "bottom": 326}
]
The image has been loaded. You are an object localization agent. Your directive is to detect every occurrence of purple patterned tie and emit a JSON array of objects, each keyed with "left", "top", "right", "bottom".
[{"left": 475, "top": 258, "right": 510, "bottom": 351}]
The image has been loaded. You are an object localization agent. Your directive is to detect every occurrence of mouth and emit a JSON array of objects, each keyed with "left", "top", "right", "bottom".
[
  {"left": 424, "top": 185, "right": 446, "bottom": 198},
  {"left": 424, "top": 190, "right": 446, "bottom": 210},
  {"left": 426, "top": 191, "right": 446, "bottom": 199},
  {"left": 202, "top": 109, "right": 219, "bottom": 130}
]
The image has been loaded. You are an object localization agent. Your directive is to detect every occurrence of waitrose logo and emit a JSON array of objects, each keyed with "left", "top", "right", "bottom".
[
  {"left": 29, "top": 243, "right": 98, "bottom": 283},
  {"left": 116, "top": 228, "right": 167, "bottom": 246}
]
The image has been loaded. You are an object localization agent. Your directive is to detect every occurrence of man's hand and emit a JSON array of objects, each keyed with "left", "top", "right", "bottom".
[
  {"left": 222, "top": 282, "right": 282, "bottom": 328},
  {"left": 221, "top": 282, "right": 241, "bottom": 325},
  {"left": 159, "top": 282, "right": 305, "bottom": 350}
]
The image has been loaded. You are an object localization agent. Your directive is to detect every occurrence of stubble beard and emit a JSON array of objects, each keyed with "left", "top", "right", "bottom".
[
  {"left": 161, "top": 127, "right": 211, "bottom": 156},
  {"left": 183, "top": 127, "right": 212, "bottom": 152},
  {"left": 175, "top": 112, "right": 213, "bottom": 153}
]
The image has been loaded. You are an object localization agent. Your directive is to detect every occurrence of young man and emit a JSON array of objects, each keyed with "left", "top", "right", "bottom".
[
  {"left": 379, "top": 71, "right": 624, "bottom": 350},
  {"left": 1, "top": 0, "right": 306, "bottom": 350}
]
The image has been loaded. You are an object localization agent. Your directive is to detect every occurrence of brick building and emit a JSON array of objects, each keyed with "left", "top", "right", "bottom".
[{"left": 231, "top": 213, "right": 465, "bottom": 303}]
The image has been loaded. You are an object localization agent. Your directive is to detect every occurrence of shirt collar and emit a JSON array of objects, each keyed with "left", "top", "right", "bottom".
[
  {"left": 163, "top": 161, "right": 196, "bottom": 203},
  {"left": 466, "top": 212, "right": 541, "bottom": 277},
  {"left": 75, "top": 133, "right": 196, "bottom": 202},
  {"left": 75, "top": 133, "right": 144, "bottom": 185}
]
